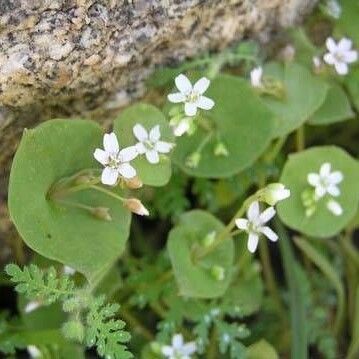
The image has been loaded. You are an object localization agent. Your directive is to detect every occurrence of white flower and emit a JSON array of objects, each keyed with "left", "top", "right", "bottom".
[
  {"left": 262, "top": 183, "right": 291, "bottom": 206},
  {"left": 133, "top": 124, "right": 174, "bottom": 164},
  {"left": 326, "top": 199, "right": 343, "bottom": 216},
  {"left": 94, "top": 132, "right": 137, "bottom": 186},
  {"left": 24, "top": 301, "right": 41, "bottom": 313},
  {"left": 250, "top": 67, "right": 263, "bottom": 88},
  {"left": 323, "top": 37, "right": 358, "bottom": 75},
  {"left": 325, "top": 0, "right": 342, "bottom": 19},
  {"left": 307, "top": 162, "right": 343, "bottom": 199},
  {"left": 235, "top": 201, "right": 278, "bottom": 253},
  {"left": 63, "top": 266, "right": 76, "bottom": 275},
  {"left": 167, "top": 74, "right": 215, "bottom": 117},
  {"left": 161, "top": 333, "right": 197, "bottom": 359},
  {"left": 28, "top": 346, "right": 41, "bottom": 358}
]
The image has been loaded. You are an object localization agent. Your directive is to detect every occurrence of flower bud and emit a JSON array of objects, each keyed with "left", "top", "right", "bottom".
[
  {"left": 62, "top": 320, "right": 84, "bottom": 342},
  {"left": 186, "top": 152, "right": 201, "bottom": 168},
  {"left": 124, "top": 198, "right": 149, "bottom": 216},
  {"left": 202, "top": 231, "right": 216, "bottom": 247},
  {"left": 261, "top": 183, "right": 291, "bottom": 206},
  {"left": 326, "top": 199, "right": 343, "bottom": 216},
  {"left": 210, "top": 265, "right": 225, "bottom": 281},
  {"left": 91, "top": 207, "right": 112, "bottom": 221},
  {"left": 123, "top": 176, "right": 143, "bottom": 189},
  {"left": 214, "top": 142, "right": 229, "bottom": 157}
]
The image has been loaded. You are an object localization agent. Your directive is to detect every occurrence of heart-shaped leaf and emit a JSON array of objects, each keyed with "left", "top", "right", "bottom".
[
  {"left": 167, "top": 210, "right": 234, "bottom": 298},
  {"left": 114, "top": 103, "right": 174, "bottom": 186},
  {"left": 277, "top": 146, "right": 359, "bottom": 238},
  {"left": 9, "top": 120, "right": 131, "bottom": 282}
]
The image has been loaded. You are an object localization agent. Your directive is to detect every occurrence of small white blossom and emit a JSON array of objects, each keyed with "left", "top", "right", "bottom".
[
  {"left": 326, "top": 199, "right": 343, "bottom": 216},
  {"left": 63, "top": 266, "right": 76, "bottom": 275},
  {"left": 172, "top": 118, "right": 191, "bottom": 137},
  {"left": 250, "top": 67, "right": 263, "bottom": 88},
  {"left": 262, "top": 183, "right": 291, "bottom": 206},
  {"left": 24, "top": 301, "right": 41, "bottom": 313},
  {"left": 94, "top": 132, "right": 137, "bottom": 186},
  {"left": 307, "top": 162, "right": 343, "bottom": 199},
  {"left": 324, "top": 0, "right": 342, "bottom": 19},
  {"left": 323, "top": 37, "right": 358, "bottom": 75},
  {"left": 133, "top": 124, "right": 174, "bottom": 164},
  {"left": 235, "top": 201, "right": 278, "bottom": 253},
  {"left": 167, "top": 74, "right": 215, "bottom": 117},
  {"left": 161, "top": 333, "right": 197, "bottom": 359},
  {"left": 28, "top": 346, "right": 41, "bottom": 358}
]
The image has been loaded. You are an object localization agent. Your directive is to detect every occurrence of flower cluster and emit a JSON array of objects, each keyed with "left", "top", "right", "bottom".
[
  {"left": 161, "top": 333, "right": 197, "bottom": 359},
  {"left": 167, "top": 74, "right": 215, "bottom": 136},
  {"left": 94, "top": 126, "right": 174, "bottom": 186},
  {"left": 305, "top": 162, "right": 344, "bottom": 216}
]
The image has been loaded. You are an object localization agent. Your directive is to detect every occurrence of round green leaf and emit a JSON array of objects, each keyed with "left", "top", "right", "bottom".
[
  {"left": 9, "top": 120, "right": 131, "bottom": 281},
  {"left": 308, "top": 84, "right": 354, "bottom": 125},
  {"left": 171, "top": 74, "right": 275, "bottom": 178},
  {"left": 167, "top": 210, "right": 234, "bottom": 298},
  {"left": 277, "top": 146, "right": 359, "bottom": 238},
  {"left": 114, "top": 103, "right": 174, "bottom": 187},
  {"left": 263, "top": 62, "right": 328, "bottom": 137}
]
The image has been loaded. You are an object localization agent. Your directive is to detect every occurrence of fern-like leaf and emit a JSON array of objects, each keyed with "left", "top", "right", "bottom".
[
  {"left": 85, "top": 296, "right": 133, "bottom": 359},
  {"left": 5, "top": 263, "right": 74, "bottom": 305}
]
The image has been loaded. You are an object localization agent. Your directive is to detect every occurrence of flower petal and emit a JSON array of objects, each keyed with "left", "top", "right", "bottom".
[
  {"left": 155, "top": 141, "right": 173, "bottom": 153},
  {"left": 259, "top": 207, "right": 276, "bottom": 224},
  {"left": 323, "top": 53, "right": 336, "bottom": 65},
  {"left": 320, "top": 163, "right": 331, "bottom": 177},
  {"left": 167, "top": 92, "right": 186, "bottom": 103},
  {"left": 327, "top": 185, "right": 340, "bottom": 197},
  {"left": 149, "top": 125, "right": 161, "bottom": 142},
  {"left": 173, "top": 119, "right": 190, "bottom": 136},
  {"left": 94, "top": 149, "right": 108, "bottom": 165},
  {"left": 338, "top": 37, "right": 352, "bottom": 51},
  {"left": 197, "top": 96, "right": 215, "bottom": 110},
  {"left": 315, "top": 185, "right": 326, "bottom": 199},
  {"left": 308, "top": 173, "right": 320, "bottom": 187},
  {"left": 175, "top": 74, "right": 192, "bottom": 93},
  {"left": 161, "top": 346, "right": 174, "bottom": 356},
  {"left": 247, "top": 201, "right": 260, "bottom": 222},
  {"left": 101, "top": 167, "right": 119, "bottom": 186},
  {"left": 329, "top": 171, "right": 343, "bottom": 184},
  {"left": 334, "top": 61, "right": 348, "bottom": 75},
  {"left": 118, "top": 163, "right": 136, "bottom": 179},
  {"left": 260, "top": 226, "right": 278, "bottom": 242},
  {"left": 135, "top": 142, "right": 147, "bottom": 154},
  {"left": 343, "top": 50, "right": 358, "bottom": 63},
  {"left": 172, "top": 334, "right": 184, "bottom": 350},
  {"left": 184, "top": 102, "right": 197, "bottom": 117},
  {"left": 235, "top": 218, "right": 248, "bottom": 230},
  {"left": 247, "top": 232, "right": 259, "bottom": 253},
  {"left": 133, "top": 124, "right": 148, "bottom": 142},
  {"left": 145, "top": 149, "right": 160, "bottom": 164},
  {"left": 181, "top": 342, "right": 197, "bottom": 355},
  {"left": 119, "top": 146, "right": 138, "bottom": 162},
  {"left": 193, "top": 77, "right": 210, "bottom": 94},
  {"left": 103, "top": 132, "right": 119, "bottom": 154},
  {"left": 326, "top": 37, "right": 337, "bottom": 53},
  {"left": 327, "top": 199, "right": 343, "bottom": 216}
]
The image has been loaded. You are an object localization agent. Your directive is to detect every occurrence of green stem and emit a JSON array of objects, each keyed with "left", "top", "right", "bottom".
[
  {"left": 207, "top": 327, "right": 218, "bottom": 359},
  {"left": 89, "top": 185, "right": 125, "bottom": 202},
  {"left": 264, "top": 137, "right": 287, "bottom": 163},
  {"left": 295, "top": 126, "right": 305, "bottom": 152},
  {"left": 53, "top": 199, "right": 96, "bottom": 212}
]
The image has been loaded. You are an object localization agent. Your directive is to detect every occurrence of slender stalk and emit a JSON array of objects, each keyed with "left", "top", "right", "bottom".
[
  {"left": 295, "top": 126, "right": 305, "bottom": 152},
  {"left": 207, "top": 327, "right": 218, "bottom": 359},
  {"left": 89, "top": 185, "right": 125, "bottom": 202},
  {"left": 53, "top": 199, "right": 95, "bottom": 212}
]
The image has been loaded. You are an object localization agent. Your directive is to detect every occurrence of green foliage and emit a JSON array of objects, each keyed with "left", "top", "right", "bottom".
[
  {"left": 85, "top": 296, "right": 132, "bottom": 359},
  {"left": 263, "top": 62, "right": 328, "bottom": 137},
  {"left": 278, "top": 146, "right": 359, "bottom": 237},
  {"left": 171, "top": 74, "right": 275, "bottom": 178},
  {"left": 8, "top": 120, "right": 132, "bottom": 281},
  {"left": 114, "top": 103, "right": 174, "bottom": 186}
]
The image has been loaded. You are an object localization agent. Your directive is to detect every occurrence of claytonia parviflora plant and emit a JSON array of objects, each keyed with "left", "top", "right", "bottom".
[
  {"left": 323, "top": 37, "right": 358, "bottom": 75},
  {"left": 94, "top": 132, "right": 137, "bottom": 185},
  {"left": 161, "top": 333, "right": 197, "bottom": 359},
  {"left": 235, "top": 201, "right": 278, "bottom": 253},
  {"left": 167, "top": 74, "right": 215, "bottom": 117},
  {"left": 133, "top": 124, "right": 174, "bottom": 164}
]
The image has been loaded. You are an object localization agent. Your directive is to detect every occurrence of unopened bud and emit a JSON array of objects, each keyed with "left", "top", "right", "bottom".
[
  {"left": 214, "top": 142, "right": 229, "bottom": 157},
  {"left": 124, "top": 198, "right": 149, "bottom": 216},
  {"left": 210, "top": 265, "right": 225, "bottom": 281},
  {"left": 91, "top": 207, "right": 112, "bottom": 221},
  {"left": 326, "top": 199, "right": 343, "bottom": 216},
  {"left": 202, "top": 231, "right": 216, "bottom": 247},
  {"left": 261, "top": 183, "right": 291, "bottom": 206},
  {"left": 186, "top": 152, "right": 201, "bottom": 168},
  {"left": 62, "top": 320, "right": 84, "bottom": 342},
  {"left": 123, "top": 176, "right": 143, "bottom": 189}
]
